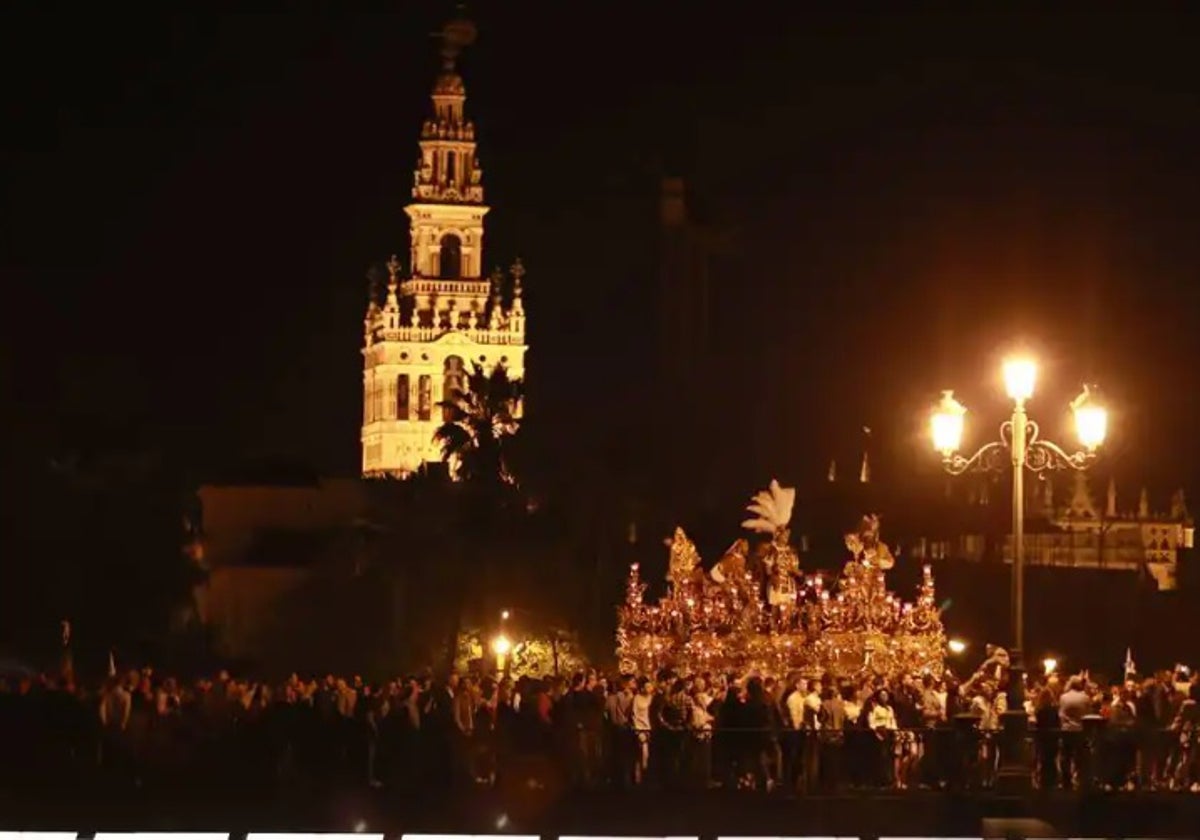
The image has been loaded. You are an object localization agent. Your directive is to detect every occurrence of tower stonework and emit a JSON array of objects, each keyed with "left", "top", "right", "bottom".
[{"left": 361, "top": 16, "right": 528, "bottom": 478}]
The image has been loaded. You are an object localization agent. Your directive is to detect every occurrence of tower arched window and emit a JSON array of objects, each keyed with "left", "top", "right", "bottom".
[
  {"left": 444, "top": 355, "right": 466, "bottom": 403},
  {"left": 396, "top": 374, "right": 410, "bottom": 420},
  {"left": 418, "top": 375, "right": 432, "bottom": 421},
  {"left": 439, "top": 233, "right": 462, "bottom": 279}
]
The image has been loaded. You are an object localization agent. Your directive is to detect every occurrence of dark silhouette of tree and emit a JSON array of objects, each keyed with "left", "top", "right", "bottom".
[
  {"left": 355, "top": 366, "right": 618, "bottom": 672},
  {"left": 434, "top": 363, "right": 523, "bottom": 486},
  {"left": 427, "top": 364, "right": 529, "bottom": 667}
]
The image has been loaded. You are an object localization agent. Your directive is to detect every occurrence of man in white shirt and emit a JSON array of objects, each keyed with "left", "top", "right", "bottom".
[
  {"left": 98, "top": 678, "right": 132, "bottom": 779},
  {"left": 785, "top": 680, "right": 807, "bottom": 730},
  {"left": 1059, "top": 676, "right": 1092, "bottom": 789}
]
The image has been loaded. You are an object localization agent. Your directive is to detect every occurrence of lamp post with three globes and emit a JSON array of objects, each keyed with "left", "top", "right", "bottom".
[{"left": 931, "top": 356, "right": 1108, "bottom": 790}]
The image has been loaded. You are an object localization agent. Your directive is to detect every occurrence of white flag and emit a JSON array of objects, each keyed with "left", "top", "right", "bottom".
[
  {"left": 107, "top": 650, "right": 116, "bottom": 678},
  {"left": 1124, "top": 647, "right": 1136, "bottom": 678}
]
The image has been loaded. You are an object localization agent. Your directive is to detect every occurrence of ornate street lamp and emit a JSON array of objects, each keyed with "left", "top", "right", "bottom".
[{"left": 931, "top": 356, "right": 1107, "bottom": 790}]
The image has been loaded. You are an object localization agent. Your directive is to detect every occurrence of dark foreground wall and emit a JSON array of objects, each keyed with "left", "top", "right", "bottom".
[{"left": 3, "top": 788, "right": 1200, "bottom": 838}]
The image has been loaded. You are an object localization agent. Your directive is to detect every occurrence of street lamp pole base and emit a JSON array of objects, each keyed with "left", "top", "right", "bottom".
[{"left": 994, "top": 652, "right": 1033, "bottom": 795}]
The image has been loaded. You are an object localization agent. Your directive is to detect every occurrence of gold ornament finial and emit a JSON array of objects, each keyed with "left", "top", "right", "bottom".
[{"left": 666, "top": 527, "right": 702, "bottom": 586}]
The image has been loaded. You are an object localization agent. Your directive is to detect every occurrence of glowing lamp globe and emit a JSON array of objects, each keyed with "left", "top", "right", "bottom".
[
  {"left": 948, "top": 639, "right": 967, "bottom": 655},
  {"left": 1043, "top": 657, "right": 1058, "bottom": 675},
  {"left": 932, "top": 390, "right": 967, "bottom": 455},
  {"left": 491, "top": 634, "right": 512, "bottom": 657},
  {"left": 1003, "top": 357, "right": 1037, "bottom": 403},
  {"left": 1072, "top": 387, "right": 1108, "bottom": 451}
]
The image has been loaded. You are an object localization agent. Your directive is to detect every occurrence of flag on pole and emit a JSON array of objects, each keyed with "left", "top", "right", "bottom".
[
  {"left": 107, "top": 649, "right": 117, "bottom": 678},
  {"left": 827, "top": 460, "right": 836, "bottom": 482},
  {"left": 59, "top": 619, "right": 74, "bottom": 684},
  {"left": 860, "top": 426, "right": 871, "bottom": 483},
  {"left": 1124, "top": 647, "right": 1136, "bottom": 679}
]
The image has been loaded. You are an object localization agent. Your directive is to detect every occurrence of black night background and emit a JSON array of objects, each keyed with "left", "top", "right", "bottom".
[
  {"left": 9, "top": 3, "right": 1200, "bottom": 834},
  {"left": 4, "top": 2, "right": 1200, "bottom": 669}
]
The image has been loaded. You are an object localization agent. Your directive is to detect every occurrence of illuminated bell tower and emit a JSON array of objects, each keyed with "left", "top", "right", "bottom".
[{"left": 361, "top": 13, "right": 528, "bottom": 478}]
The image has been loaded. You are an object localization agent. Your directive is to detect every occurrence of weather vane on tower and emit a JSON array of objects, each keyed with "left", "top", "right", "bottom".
[{"left": 433, "top": 4, "right": 477, "bottom": 70}]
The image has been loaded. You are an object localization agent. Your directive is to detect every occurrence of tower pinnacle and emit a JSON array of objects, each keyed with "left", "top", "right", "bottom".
[{"left": 412, "top": 6, "right": 484, "bottom": 209}]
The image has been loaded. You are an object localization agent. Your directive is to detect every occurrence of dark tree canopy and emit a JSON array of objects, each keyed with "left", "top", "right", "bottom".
[{"left": 434, "top": 363, "right": 523, "bottom": 487}]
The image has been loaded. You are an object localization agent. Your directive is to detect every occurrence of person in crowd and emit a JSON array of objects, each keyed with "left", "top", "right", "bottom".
[
  {"left": 631, "top": 676, "right": 654, "bottom": 786},
  {"left": 1059, "top": 675, "right": 1093, "bottom": 789}
]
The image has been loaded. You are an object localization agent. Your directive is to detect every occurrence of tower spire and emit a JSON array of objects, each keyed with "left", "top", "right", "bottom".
[
  {"left": 384, "top": 254, "right": 402, "bottom": 312},
  {"left": 511, "top": 258, "right": 525, "bottom": 310},
  {"left": 509, "top": 257, "right": 526, "bottom": 337},
  {"left": 412, "top": 7, "right": 483, "bottom": 211}
]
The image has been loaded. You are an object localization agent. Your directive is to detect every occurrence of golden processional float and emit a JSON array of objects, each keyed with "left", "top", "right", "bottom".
[{"left": 616, "top": 480, "right": 947, "bottom": 681}]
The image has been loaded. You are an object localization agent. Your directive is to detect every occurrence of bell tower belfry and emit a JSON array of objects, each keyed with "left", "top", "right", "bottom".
[{"left": 360, "top": 12, "right": 528, "bottom": 478}]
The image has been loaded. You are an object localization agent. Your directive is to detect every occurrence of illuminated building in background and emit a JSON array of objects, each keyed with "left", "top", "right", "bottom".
[
  {"left": 361, "top": 12, "right": 527, "bottom": 478},
  {"left": 912, "top": 473, "right": 1193, "bottom": 591}
]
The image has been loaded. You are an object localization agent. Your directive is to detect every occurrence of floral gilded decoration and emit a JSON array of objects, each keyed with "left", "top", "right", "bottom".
[{"left": 616, "top": 482, "right": 946, "bottom": 681}]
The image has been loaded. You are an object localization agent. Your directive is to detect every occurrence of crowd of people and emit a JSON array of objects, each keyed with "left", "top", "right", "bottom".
[{"left": 1, "top": 656, "right": 1199, "bottom": 797}]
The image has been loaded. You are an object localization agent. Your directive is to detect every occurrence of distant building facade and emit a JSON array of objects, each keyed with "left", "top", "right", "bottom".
[
  {"left": 909, "top": 473, "right": 1193, "bottom": 591},
  {"left": 191, "top": 478, "right": 369, "bottom": 661},
  {"left": 360, "top": 16, "right": 527, "bottom": 478}
]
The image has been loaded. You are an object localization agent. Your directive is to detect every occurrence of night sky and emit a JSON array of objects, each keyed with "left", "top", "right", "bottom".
[{"left": 6, "top": 3, "right": 1200, "bottom": 501}]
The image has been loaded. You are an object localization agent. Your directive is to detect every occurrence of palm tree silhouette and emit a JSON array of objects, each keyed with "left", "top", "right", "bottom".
[{"left": 434, "top": 363, "right": 523, "bottom": 485}]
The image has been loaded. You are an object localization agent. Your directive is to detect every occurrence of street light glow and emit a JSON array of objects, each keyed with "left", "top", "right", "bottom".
[
  {"left": 491, "top": 634, "right": 511, "bottom": 656},
  {"left": 948, "top": 638, "right": 967, "bottom": 655},
  {"left": 932, "top": 390, "right": 966, "bottom": 455},
  {"left": 501, "top": 609, "right": 510, "bottom": 621},
  {"left": 1072, "top": 386, "right": 1108, "bottom": 451},
  {"left": 1003, "top": 357, "right": 1037, "bottom": 403},
  {"left": 935, "top": 350, "right": 1106, "bottom": 790}
]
